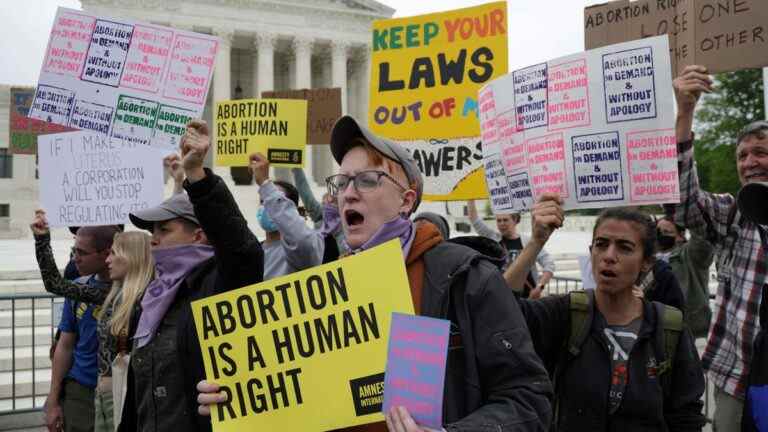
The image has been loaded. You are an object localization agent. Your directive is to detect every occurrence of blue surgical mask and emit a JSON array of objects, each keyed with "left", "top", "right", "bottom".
[{"left": 257, "top": 207, "right": 277, "bottom": 232}]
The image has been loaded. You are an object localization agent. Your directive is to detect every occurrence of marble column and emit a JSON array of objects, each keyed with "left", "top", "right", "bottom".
[
  {"left": 255, "top": 32, "right": 276, "bottom": 96},
  {"left": 358, "top": 44, "right": 371, "bottom": 126},
  {"left": 212, "top": 28, "right": 233, "bottom": 171},
  {"left": 319, "top": 40, "right": 351, "bottom": 179}
]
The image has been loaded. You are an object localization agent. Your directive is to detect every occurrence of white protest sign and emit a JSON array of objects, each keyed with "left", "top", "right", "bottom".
[
  {"left": 479, "top": 35, "right": 678, "bottom": 213},
  {"left": 577, "top": 255, "right": 596, "bottom": 290},
  {"left": 38, "top": 130, "right": 164, "bottom": 227},
  {"left": 399, "top": 137, "right": 483, "bottom": 196},
  {"left": 30, "top": 8, "right": 218, "bottom": 151}
]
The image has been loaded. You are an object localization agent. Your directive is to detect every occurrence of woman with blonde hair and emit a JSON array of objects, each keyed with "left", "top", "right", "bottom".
[
  {"left": 102, "top": 231, "right": 154, "bottom": 428},
  {"left": 31, "top": 210, "right": 154, "bottom": 432}
]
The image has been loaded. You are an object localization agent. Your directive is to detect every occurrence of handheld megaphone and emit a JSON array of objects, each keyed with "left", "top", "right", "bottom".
[{"left": 737, "top": 182, "right": 768, "bottom": 225}]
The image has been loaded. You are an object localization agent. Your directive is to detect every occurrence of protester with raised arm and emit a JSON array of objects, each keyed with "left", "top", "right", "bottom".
[
  {"left": 671, "top": 65, "right": 768, "bottom": 431},
  {"left": 197, "top": 116, "right": 553, "bottom": 432},
  {"left": 467, "top": 199, "right": 554, "bottom": 298},
  {"left": 117, "top": 120, "right": 263, "bottom": 432},
  {"left": 33, "top": 222, "right": 118, "bottom": 432},
  {"left": 509, "top": 194, "right": 706, "bottom": 431},
  {"left": 250, "top": 153, "right": 324, "bottom": 278}
]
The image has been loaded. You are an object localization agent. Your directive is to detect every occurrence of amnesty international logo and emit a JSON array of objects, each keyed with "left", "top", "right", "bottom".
[{"left": 349, "top": 372, "right": 385, "bottom": 416}]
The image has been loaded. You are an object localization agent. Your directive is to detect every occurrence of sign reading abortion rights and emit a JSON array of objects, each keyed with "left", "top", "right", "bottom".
[
  {"left": 584, "top": 0, "right": 768, "bottom": 75},
  {"left": 29, "top": 8, "right": 218, "bottom": 150},
  {"left": 480, "top": 35, "right": 679, "bottom": 213},
  {"left": 370, "top": 2, "right": 508, "bottom": 201},
  {"left": 191, "top": 240, "right": 414, "bottom": 432},
  {"left": 38, "top": 131, "right": 164, "bottom": 227},
  {"left": 214, "top": 98, "right": 307, "bottom": 167}
]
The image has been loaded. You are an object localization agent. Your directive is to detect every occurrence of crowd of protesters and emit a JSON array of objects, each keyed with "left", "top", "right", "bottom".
[{"left": 30, "top": 63, "right": 767, "bottom": 432}]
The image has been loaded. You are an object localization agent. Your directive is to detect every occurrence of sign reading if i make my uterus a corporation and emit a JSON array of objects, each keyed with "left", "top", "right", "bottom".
[
  {"left": 480, "top": 35, "right": 679, "bottom": 214},
  {"left": 38, "top": 131, "right": 164, "bottom": 227},
  {"left": 370, "top": 2, "right": 508, "bottom": 201},
  {"left": 29, "top": 7, "right": 218, "bottom": 151},
  {"left": 191, "top": 239, "right": 414, "bottom": 432}
]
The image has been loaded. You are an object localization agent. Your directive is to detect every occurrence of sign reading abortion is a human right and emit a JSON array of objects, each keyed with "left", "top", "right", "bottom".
[{"left": 191, "top": 240, "right": 414, "bottom": 432}]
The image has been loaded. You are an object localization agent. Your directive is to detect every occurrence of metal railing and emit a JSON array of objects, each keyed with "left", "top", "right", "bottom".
[
  {"left": 0, "top": 284, "right": 717, "bottom": 424},
  {"left": 0, "top": 292, "right": 62, "bottom": 415}
]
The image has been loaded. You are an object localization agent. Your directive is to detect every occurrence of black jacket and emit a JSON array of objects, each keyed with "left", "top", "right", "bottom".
[
  {"left": 645, "top": 259, "right": 685, "bottom": 311},
  {"left": 119, "top": 169, "right": 263, "bottom": 432},
  {"left": 420, "top": 236, "right": 553, "bottom": 431},
  {"left": 518, "top": 294, "right": 705, "bottom": 432}
]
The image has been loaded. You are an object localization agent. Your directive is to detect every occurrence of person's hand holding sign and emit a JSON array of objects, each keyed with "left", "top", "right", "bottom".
[
  {"left": 196, "top": 380, "right": 227, "bottom": 416},
  {"left": 180, "top": 119, "right": 210, "bottom": 183},
  {"left": 385, "top": 406, "right": 445, "bottom": 432},
  {"left": 30, "top": 209, "right": 50, "bottom": 236},
  {"left": 163, "top": 153, "right": 185, "bottom": 194},
  {"left": 672, "top": 65, "right": 712, "bottom": 142},
  {"left": 249, "top": 152, "right": 270, "bottom": 186}
]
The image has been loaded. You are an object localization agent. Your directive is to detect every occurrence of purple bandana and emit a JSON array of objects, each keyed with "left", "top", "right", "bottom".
[
  {"left": 134, "top": 244, "right": 215, "bottom": 348},
  {"left": 346, "top": 214, "right": 415, "bottom": 257}
]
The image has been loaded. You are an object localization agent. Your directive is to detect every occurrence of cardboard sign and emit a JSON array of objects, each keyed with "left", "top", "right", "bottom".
[
  {"left": 38, "top": 131, "right": 165, "bottom": 227},
  {"left": 261, "top": 88, "right": 342, "bottom": 145},
  {"left": 480, "top": 35, "right": 678, "bottom": 213},
  {"left": 191, "top": 240, "right": 414, "bottom": 432},
  {"left": 382, "top": 313, "right": 449, "bottom": 429},
  {"left": 584, "top": 0, "right": 768, "bottom": 75},
  {"left": 29, "top": 7, "right": 218, "bottom": 151},
  {"left": 9, "top": 87, "right": 74, "bottom": 154},
  {"left": 214, "top": 98, "right": 307, "bottom": 167},
  {"left": 370, "top": 2, "right": 508, "bottom": 201}
]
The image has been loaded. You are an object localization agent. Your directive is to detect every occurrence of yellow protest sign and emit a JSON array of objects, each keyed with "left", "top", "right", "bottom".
[
  {"left": 214, "top": 98, "right": 307, "bottom": 167},
  {"left": 369, "top": 2, "right": 508, "bottom": 201},
  {"left": 191, "top": 240, "right": 414, "bottom": 432}
]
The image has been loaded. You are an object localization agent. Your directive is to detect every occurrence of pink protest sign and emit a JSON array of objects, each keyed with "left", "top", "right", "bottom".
[
  {"left": 527, "top": 133, "right": 568, "bottom": 198},
  {"left": 627, "top": 129, "right": 679, "bottom": 203},
  {"left": 548, "top": 59, "right": 591, "bottom": 131},
  {"left": 382, "top": 313, "right": 449, "bottom": 429},
  {"left": 30, "top": 7, "right": 219, "bottom": 151},
  {"left": 480, "top": 36, "right": 678, "bottom": 212},
  {"left": 163, "top": 34, "right": 217, "bottom": 104},
  {"left": 42, "top": 11, "right": 95, "bottom": 77},
  {"left": 121, "top": 25, "right": 174, "bottom": 93}
]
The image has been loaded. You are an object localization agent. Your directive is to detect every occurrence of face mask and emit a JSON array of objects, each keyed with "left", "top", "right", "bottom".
[
  {"left": 657, "top": 231, "right": 677, "bottom": 250},
  {"left": 257, "top": 207, "right": 278, "bottom": 232}
]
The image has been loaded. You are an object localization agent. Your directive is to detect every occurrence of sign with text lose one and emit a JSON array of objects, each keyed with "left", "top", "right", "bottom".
[
  {"left": 191, "top": 239, "right": 414, "bottom": 432},
  {"left": 261, "top": 88, "right": 341, "bottom": 145},
  {"left": 370, "top": 2, "right": 508, "bottom": 201},
  {"left": 29, "top": 7, "right": 218, "bottom": 151},
  {"left": 479, "top": 35, "right": 678, "bottom": 213},
  {"left": 215, "top": 98, "right": 307, "bottom": 167},
  {"left": 38, "top": 131, "right": 165, "bottom": 227},
  {"left": 9, "top": 87, "right": 74, "bottom": 155},
  {"left": 584, "top": 0, "right": 768, "bottom": 75}
]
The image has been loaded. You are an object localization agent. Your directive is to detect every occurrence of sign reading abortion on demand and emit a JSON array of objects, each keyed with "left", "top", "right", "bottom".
[
  {"left": 38, "top": 130, "right": 164, "bottom": 227},
  {"left": 191, "top": 240, "right": 414, "bottom": 432},
  {"left": 29, "top": 7, "right": 218, "bottom": 151},
  {"left": 369, "top": 2, "right": 508, "bottom": 201},
  {"left": 480, "top": 35, "right": 678, "bottom": 213}
]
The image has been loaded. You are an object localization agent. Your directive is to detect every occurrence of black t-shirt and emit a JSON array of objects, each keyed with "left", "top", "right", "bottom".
[{"left": 499, "top": 237, "right": 536, "bottom": 297}]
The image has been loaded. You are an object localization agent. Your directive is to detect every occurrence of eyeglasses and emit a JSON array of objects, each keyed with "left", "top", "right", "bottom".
[
  {"left": 71, "top": 247, "right": 99, "bottom": 257},
  {"left": 325, "top": 170, "right": 407, "bottom": 198}
]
